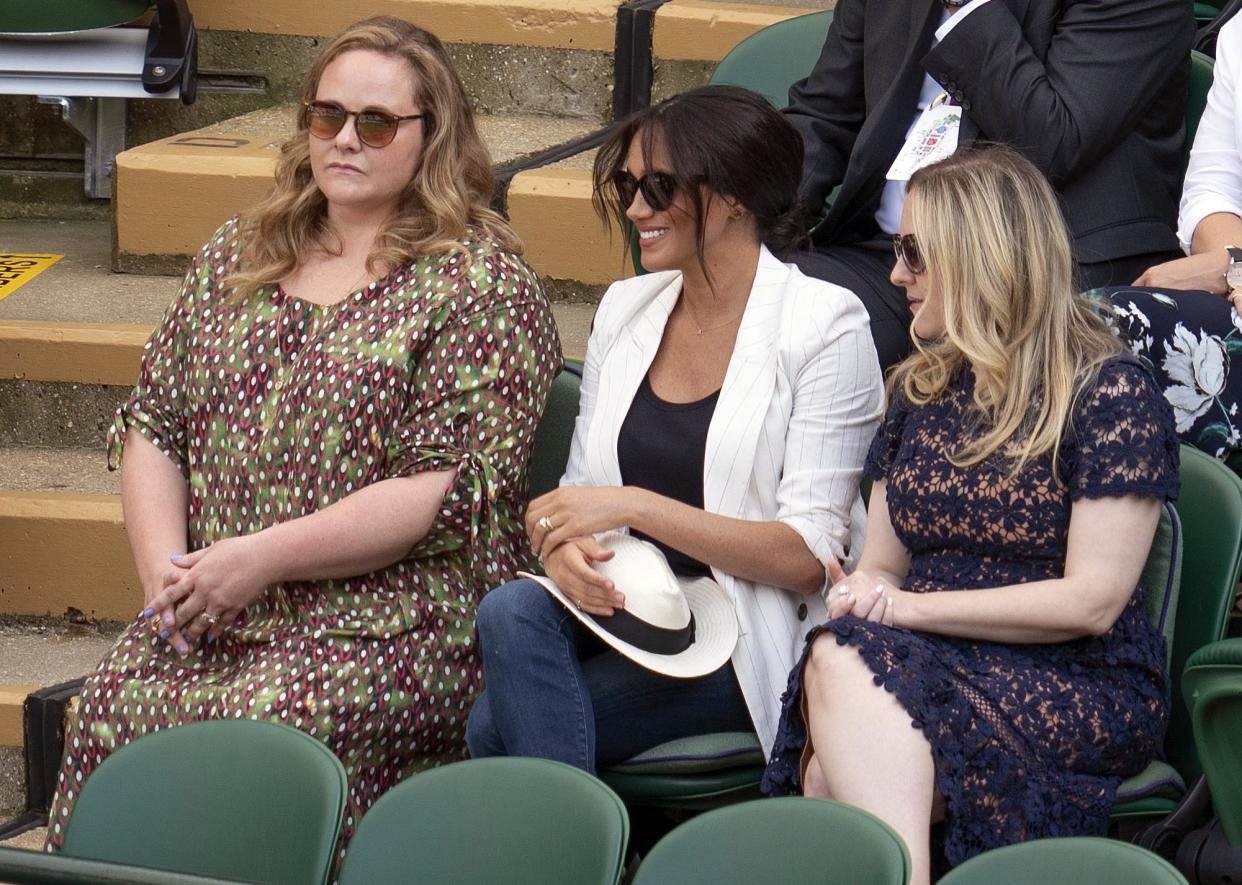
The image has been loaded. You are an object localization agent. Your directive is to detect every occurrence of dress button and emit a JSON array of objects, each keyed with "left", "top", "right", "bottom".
[{"left": 797, "top": 603, "right": 808, "bottom": 621}]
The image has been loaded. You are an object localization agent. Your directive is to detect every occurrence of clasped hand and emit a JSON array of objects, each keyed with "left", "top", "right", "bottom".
[
  {"left": 826, "top": 560, "right": 901, "bottom": 626},
  {"left": 141, "top": 534, "right": 274, "bottom": 654},
  {"left": 525, "top": 486, "right": 635, "bottom": 615},
  {"left": 525, "top": 486, "right": 636, "bottom": 559}
]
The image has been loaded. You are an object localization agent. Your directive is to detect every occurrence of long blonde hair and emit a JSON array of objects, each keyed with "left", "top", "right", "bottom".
[
  {"left": 892, "top": 146, "right": 1122, "bottom": 476},
  {"left": 224, "top": 16, "right": 519, "bottom": 299}
]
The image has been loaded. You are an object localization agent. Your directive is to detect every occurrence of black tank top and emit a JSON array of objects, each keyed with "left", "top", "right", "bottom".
[{"left": 617, "top": 374, "right": 720, "bottom": 578}]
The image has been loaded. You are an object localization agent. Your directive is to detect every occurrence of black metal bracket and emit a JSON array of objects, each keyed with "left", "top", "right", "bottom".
[
  {"left": 23, "top": 678, "right": 87, "bottom": 815},
  {"left": 142, "top": 0, "right": 198, "bottom": 104},
  {"left": 612, "top": 0, "right": 672, "bottom": 121}
]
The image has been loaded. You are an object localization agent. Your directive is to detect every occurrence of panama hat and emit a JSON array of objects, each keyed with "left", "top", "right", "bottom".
[{"left": 519, "top": 531, "right": 739, "bottom": 678}]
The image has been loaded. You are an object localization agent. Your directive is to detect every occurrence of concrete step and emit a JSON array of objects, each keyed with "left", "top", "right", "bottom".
[{"left": 112, "top": 106, "right": 629, "bottom": 287}]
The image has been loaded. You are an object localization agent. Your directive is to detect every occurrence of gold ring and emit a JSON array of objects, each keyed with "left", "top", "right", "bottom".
[
  {"left": 199, "top": 611, "right": 221, "bottom": 625},
  {"left": 537, "top": 515, "right": 555, "bottom": 532}
]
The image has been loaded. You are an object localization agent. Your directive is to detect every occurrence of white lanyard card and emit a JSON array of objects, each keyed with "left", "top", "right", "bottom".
[{"left": 886, "top": 100, "right": 961, "bottom": 182}]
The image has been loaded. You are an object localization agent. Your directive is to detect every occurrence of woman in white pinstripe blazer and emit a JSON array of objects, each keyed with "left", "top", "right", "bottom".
[{"left": 466, "top": 87, "right": 884, "bottom": 768}]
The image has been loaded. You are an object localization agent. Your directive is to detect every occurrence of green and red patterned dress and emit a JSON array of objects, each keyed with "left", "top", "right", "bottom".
[{"left": 46, "top": 217, "right": 561, "bottom": 861}]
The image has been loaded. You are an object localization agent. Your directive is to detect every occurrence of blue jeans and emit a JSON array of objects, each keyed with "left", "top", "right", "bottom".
[{"left": 466, "top": 578, "right": 753, "bottom": 774}]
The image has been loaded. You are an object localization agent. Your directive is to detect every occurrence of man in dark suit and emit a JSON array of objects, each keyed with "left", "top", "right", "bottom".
[{"left": 786, "top": 0, "right": 1193, "bottom": 370}]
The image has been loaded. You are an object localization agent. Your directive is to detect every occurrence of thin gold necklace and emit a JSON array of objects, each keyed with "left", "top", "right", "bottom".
[{"left": 681, "top": 297, "right": 746, "bottom": 336}]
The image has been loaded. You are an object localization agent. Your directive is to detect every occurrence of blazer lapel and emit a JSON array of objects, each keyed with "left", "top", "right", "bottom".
[
  {"left": 587, "top": 274, "right": 682, "bottom": 486},
  {"left": 703, "top": 248, "right": 786, "bottom": 518}
]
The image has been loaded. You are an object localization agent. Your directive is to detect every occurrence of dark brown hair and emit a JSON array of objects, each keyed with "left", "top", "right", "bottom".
[{"left": 592, "top": 85, "right": 807, "bottom": 281}]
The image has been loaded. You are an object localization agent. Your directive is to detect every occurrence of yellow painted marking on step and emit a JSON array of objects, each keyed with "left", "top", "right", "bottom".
[{"left": 0, "top": 254, "right": 63, "bottom": 302}]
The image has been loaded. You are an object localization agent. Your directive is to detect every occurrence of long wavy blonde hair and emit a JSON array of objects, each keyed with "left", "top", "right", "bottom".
[
  {"left": 224, "top": 16, "right": 519, "bottom": 299},
  {"left": 892, "top": 146, "right": 1122, "bottom": 476}
]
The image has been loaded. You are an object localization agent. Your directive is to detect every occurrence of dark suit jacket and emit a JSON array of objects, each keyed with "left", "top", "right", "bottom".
[{"left": 785, "top": 0, "right": 1193, "bottom": 263}]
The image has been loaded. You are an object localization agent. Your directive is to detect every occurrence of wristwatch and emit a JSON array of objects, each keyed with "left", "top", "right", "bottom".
[{"left": 1227, "top": 246, "right": 1242, "bottom": 290}]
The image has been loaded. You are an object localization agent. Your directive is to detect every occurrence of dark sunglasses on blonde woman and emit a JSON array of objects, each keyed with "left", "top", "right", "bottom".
[
  {"left": 302, "top": 100, "right": 424, "bottom": 149},
  {"left": 612, "top": 170, "right": 679, "bottom": 212},
  {"left": 891, "top": 233, "right": 927, "bottom": 275}
]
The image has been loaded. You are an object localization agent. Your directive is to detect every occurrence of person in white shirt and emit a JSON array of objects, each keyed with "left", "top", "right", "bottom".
[
  {"left": 465, "top": 86, "right": 884, "bottom": 772},
  {"left": 1103, "top": 15, "right": 1242, "bottom": 459}
]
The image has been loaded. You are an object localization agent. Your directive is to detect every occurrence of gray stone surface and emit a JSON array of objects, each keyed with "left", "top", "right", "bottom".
[
  {"left": 0, "top": 824, "right": 45, "bottom": 851},
  {"left": 0, "top": 220, "right": 175, "bottom": 324},
  {"left": 0, "top": 381, "right": 126, "bottom": 449},
  {"left": 0, "top": 172, "right": 110, "bottom": 223},
  {"left": 0, "top": 620, "right": 120, "bottom": 686},
  {"left": 0, "top": 747, "right": 22, "bottom": 821},
  {"left": 651, "top": 60, "right": 716, "bottom": 105},
  {"left": 0, "top": 448, "right": 117, "bottom": 495}
]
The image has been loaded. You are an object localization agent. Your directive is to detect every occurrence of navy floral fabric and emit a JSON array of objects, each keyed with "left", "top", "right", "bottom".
[
  {"left": 1099, "top": 286, "right": 1242, "bottom": 459},
  {"left": 762, "top": 359, "right": 1178, "bottom": 867}
]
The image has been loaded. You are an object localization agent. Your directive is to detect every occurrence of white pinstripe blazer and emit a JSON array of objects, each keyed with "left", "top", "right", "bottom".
[{"left": 561, "top": 246, "right": 884, "bottom": 752}]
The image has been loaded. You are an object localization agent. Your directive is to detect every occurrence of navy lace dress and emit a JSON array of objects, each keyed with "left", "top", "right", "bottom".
[{"left": 762, "top": 358, "right": 1179, "bottom": 866}]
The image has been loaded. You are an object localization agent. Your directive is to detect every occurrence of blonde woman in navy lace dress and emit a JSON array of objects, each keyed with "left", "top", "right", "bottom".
[{"left": 763, "top": 148, "right": 1178, "bottom": 884}]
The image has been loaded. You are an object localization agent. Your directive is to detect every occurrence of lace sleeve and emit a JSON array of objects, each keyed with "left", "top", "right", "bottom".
[
  {"left": 1068, "top": 359, "right": 1180, "bottom": 501},
  {"left": 863, "top": 391, "right": 910, "bottom": 481}
]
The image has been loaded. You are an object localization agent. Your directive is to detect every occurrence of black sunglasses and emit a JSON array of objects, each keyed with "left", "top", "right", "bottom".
[
  {"left": 612, "top": 170, "right": 679, "bottom": 212},
  {"left": 302, "top": 100, "right": 424, "bottom": 149},
  {"left": 891, "top": 233, "right": 927, "bottom": 275}
]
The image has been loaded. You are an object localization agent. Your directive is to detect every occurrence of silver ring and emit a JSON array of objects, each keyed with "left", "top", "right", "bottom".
[
  {"left": 537, "top": 515, "right": 555, "bottom": 532},
  {"left": 201, "top": 611, "right": 221, "bottom": 625}
]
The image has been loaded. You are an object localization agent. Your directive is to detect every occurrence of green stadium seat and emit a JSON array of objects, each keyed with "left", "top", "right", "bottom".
[
  {"left": 938, "top": 837, "right": 1188, "bottom": 885},
  {"left": 0, "top": 0, "right": 150, "bottom": 33},
  {"left": 1183, "top": 637, "right": 1242, "bottom": 846},
  {"left": 338, "top": 758, "right": 629, "bottom": 885},
  {"left": 58, "top": 720, "right": 347, "bottom": 885},
  {"left": 631, "top": 797, "right": 909, "bottom": 885},
  {"left": 528, "top": 364, "right": 582, "bottom": 499},
  {"left": 1187, "top": 51, "right": 1215, "bottom": 168},
  {"left": 1115, "top": 446, "right": 1242, "bottom": 848}
]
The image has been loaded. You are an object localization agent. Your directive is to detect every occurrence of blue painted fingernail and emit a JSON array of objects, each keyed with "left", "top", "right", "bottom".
[
  {"left": 159, "top": 629, "right": 170, "bottom": 639},
  {"left": 141, "top": 607, "right": 154, "bottom": 618},
  {"left": 170, "top": 554, "right": 183, "bottom": 561},
  {"left": 163, "top": 613, "right": 174, "bottom": 626}
]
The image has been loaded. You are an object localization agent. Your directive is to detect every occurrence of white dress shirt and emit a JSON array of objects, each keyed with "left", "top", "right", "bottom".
[
  {"left": 1179, "top": 15, "right": 1242, "bottom": 252},
  {"left": 560, "top": 246, "right": 884, "bottom": 753}
]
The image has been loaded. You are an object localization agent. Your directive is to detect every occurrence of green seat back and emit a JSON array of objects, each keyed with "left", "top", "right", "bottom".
[
  {"left": 631, "top": 797, "right": 909, "bottom": 885},
  {"left": 0, "top": 0, "right": 149, "bottom": 33},
  {"left": 60, "top": 720, "right": 347, "bottom": 885},
  {"left": 1166, "top": 445, "right": 1242, "bottom": 782},
  {"left": 708, "top": 10, "right": 835, "bottom": 108},
  {"left": 938, "top": 837, "right": 1187, "bottom": 885},
  {"left": 1141, "top": 502, "right": 1184, "bottom": 668},
  {"left": 339, "top": 757, "right": 629, "bottom": 885},
  {"left": 1183, "top": 637, "right": 1242, "bottom": 845},
  {"left": 528, "top": 365, "right": 582, "bottom": 499},
  {"left": 1187, "top": 51, "right": 1216, "bottom": 167},
  {"left": 1195, "top": 1, "right": 1225, "bottom": 26}
]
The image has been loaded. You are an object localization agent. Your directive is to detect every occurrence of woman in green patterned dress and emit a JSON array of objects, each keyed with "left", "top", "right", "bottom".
[{"left": 46, "top": 16, "right": 560, "bottom": 860}]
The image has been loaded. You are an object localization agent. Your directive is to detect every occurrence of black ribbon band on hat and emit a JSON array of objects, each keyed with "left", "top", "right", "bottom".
[{"left": 592, "top": 608, "right": 697, "bottom": 655}]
